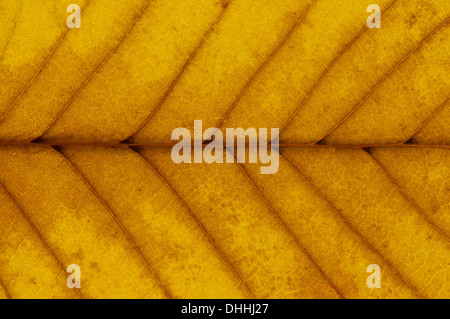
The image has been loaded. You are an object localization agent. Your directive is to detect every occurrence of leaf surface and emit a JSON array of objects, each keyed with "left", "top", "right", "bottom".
[{"left": 0, "top": 0, "right": 448, "bottom": 299}]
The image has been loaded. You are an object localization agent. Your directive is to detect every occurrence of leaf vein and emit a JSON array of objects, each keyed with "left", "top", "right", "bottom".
[
  {"left": 31, "top": 0, "right": 154, "bottom": 142},
  {"left": 0, "top": 278, "right": 12, "bottom": 299},
  {"left": 280, "top": 153, "right": 425, "bottom": 298},
  {"left": 50, "top": 145, "right": 173, "bottom": 299},
  {"left": 405, "top": 98, "right": 449, "bottom": 143},
  {"left": 366, "top": 151, "right": 449, "bottom": 240},
  {"left": 210, "top": 0, "right": 319, "bottom": 132},
  {"left": 0, "top": 0, "right": 92, "bottom": 124},
  {"left": 235, "top": 158, "right": 345, "bottom": 299},
  {"left": 0, "top": 0, "right": 24, "bottom": 59},
  {"left": 123, "top": 2, "right": 232, "bottom": 142},
  {"left": 0, "top": 180, "right": 82, "bottom": 299},
  {"left": 129, "top": 146, "right": 255, "bottom": 298},
  {"left": 314, "top": 17, "right": 450, "bottom": 143},
  {"left": 278, "top": 0, "right": 398, "bottom": 136}
]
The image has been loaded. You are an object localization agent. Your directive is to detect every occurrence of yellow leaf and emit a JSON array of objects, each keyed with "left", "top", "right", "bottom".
[{"left": 0, "top": 0, "right": 448, "bottom": 299}]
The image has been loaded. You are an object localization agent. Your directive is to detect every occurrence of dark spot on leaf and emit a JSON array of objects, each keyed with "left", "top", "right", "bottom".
[
  {"left": 220, "top": 0, "right": 230, "bottom": 9},
  {"left": 362, "top": 147, "right": 372, "bottom": 155}
]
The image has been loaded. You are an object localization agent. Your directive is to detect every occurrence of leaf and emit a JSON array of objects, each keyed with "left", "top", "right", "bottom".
[{"left": 0, "top": 0, "right": 448, "bottom": 299}]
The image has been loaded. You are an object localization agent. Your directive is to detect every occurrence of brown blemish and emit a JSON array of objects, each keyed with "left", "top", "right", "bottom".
[{"left": 220, "top": 0, "right": 231, "bottom": 8}]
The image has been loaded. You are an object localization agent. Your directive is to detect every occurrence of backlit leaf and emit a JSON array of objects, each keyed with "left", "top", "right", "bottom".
[{"left": 0, "top": 0, "right": 448, "bottom": 299}]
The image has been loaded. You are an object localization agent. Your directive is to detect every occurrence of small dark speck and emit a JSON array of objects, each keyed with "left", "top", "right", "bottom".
[
  {"left": 220, "top": 0, "right": 229, "bottom": 8},
  {"left": 362, "top": 147, "right": 372, "bottom": 155}
]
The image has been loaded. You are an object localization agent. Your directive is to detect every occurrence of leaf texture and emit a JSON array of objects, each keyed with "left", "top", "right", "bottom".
[{"left": 0, "top": 0, "right": 448, "bottom": 299}]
